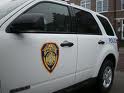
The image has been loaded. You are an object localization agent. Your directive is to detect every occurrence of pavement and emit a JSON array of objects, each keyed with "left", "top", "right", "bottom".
[
  {"left": 110, "top": 71, "right": 124, "bottom": 93},
  {"left": 117, "top": 48, "right": 124, "bottom": 71}
]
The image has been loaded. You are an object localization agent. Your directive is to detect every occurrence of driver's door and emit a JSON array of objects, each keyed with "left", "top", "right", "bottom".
[{"left": 0, "top": 2, "right": 77, "bottom": 93}]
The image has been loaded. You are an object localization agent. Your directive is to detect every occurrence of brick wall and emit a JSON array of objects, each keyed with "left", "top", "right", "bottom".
[
  {"left": 108, "top": 0, "right": 114, "bottom": 11},
  {"left": 116, "top": 0, "right": 121, "bottom": 10},
  {"left": 91, "top": 0, "right": 96, "bottom": 11}
]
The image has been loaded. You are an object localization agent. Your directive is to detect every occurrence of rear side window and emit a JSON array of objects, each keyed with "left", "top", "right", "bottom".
[
  {"left": 73, "top": 8, "right": 102, "bottom": 35},
  {"left": 97, "top": 16, "right": 114, "bottom": 36}
]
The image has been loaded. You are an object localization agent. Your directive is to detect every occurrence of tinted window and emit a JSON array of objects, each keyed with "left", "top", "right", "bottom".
[
  {"left": 19, "top": 2, "right": 70, "bottom": 33},
  {"left": 73, "top": 8, "right": 101, "bottom": 35},
  {"left": 97, "top": 16, "right": 114, "bottom": 36}
]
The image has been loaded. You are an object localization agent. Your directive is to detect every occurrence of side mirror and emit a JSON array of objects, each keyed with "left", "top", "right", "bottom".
[{"left": 7, "top": 13, "right": 45, "bottom": 33}]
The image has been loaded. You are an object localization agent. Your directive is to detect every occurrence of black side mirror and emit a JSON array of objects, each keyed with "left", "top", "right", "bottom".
[{"left": 7, "top": 13, "right": 45, "bottom": 33}]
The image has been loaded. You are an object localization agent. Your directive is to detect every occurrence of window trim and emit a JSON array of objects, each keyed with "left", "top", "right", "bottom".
[
  {"left": 6, "top": 1, "right": 74, "bottom": 34},
  {"left": 96, "top": 0, "right": 108, "bottom": 13}
]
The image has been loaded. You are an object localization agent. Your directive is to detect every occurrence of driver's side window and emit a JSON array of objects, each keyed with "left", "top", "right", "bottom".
[
  {"left": 7, "top": 2, "right": 71, "bottom": 33},
  {"left": 26, "top": 2, "right": 70, "bottom": 33}
]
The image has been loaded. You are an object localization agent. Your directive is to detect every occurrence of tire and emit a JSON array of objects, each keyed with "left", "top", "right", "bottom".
[{"left": 96, "top": 59, "right": 114, "bottom": 93}]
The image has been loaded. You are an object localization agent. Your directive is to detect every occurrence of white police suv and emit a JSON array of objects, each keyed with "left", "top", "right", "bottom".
[{"left": 0, "top": 0, "right": 119, "bottom": 93}]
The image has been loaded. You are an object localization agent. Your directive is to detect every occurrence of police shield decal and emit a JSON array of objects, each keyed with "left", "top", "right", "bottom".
[{"left": 41, "top": 43, "right": 59, "bottom": 73}]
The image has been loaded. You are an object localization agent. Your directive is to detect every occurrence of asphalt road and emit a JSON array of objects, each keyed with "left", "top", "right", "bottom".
[
  {"left": 63, "top": 71, "right": 124, "bottom": 93},
  {"left": 109, "top": 71, "right": 124, "bottom": 93},
  {"left": 117, "top": 48, "right": 124, "bottom": 71}
]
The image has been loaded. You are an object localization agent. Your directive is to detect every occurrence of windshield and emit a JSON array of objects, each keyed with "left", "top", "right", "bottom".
[{"left": 0, "top": 0, "right": 28, "bottom": 20}]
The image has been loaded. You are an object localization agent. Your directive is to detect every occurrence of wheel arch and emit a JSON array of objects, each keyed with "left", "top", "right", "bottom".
[
  {"left": 102, "top": 54, "right": 116, "bottom": 69},
  {"left": 92, "top": 52, "right": 117, "bottom": 78}
]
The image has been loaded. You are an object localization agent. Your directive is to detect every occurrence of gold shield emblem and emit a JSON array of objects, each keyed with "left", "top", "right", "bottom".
[{"left": 41, "top": 43, "right": 59, "bottom": 73}]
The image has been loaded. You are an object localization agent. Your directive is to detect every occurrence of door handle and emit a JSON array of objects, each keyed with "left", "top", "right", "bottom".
[
  {"left": 98, "top": 40, "right": 105, "bottom": 45},
  {"left": 60, "top": 41, "right": 74, "bottom": 47}
]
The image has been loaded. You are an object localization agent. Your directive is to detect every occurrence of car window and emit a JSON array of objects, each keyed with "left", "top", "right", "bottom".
[
  {"left": 97, "top": 16, "right": 114, "bottom": 36},
  {"left": 73, "top": 8, "right": 102, "bottom": 35},
  {"left": 23, "top": 2, "right": 71, "bottom": 33}
]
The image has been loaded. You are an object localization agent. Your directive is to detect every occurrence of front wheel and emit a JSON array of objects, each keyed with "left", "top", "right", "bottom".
[{"left": 96, "top": 60, "right": 114, "bottom": 93}]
